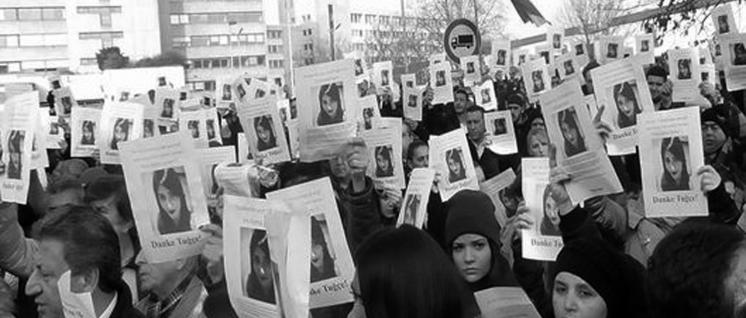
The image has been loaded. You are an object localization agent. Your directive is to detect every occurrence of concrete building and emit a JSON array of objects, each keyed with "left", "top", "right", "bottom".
[
  {"left": 158, "top": 0, "right": 294, "bottom": 91},
  {"left": 0, "top": 0, "right": 161, "bottom": 74}
]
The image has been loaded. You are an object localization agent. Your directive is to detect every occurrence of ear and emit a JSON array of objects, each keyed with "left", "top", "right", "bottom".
[{"left": 71, "top": 269, "right": 99, "bottom": 293}]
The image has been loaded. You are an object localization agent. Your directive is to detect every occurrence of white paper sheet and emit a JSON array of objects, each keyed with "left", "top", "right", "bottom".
[
  {"left": 475, "top": 81, "right": 498, "bottom": 111},
  {"left": 119, "top": 132, "right": 210, "bottom": 262},
  {"left": 403, "top": 85, "right": 425, "bottom": 121},
  {"left": 0, "top": 92, "right": 37, "bottom": 204},
  {"left": 719, "top": 33, "right": 746, "bottom": 92},
  {"left": 98, "top": 101, "right": 144, "bottom": 164},
  {"left": 520, "top": 158, "right": 563, "bottom": 261},
  {"left": 667, "top": 48, "right": 702, "bottom": 103},
  {"left": 430, "top": 61, "right": 455, "bottom": 104},
  {"left": 397, "top": 168, "right": 435, "bottom": 228},
  {"left": 361, "top": 123, "right": 405, "bottom": 189},
  {"left": 475, "top": 287, "right": 542, "bottom": 318},
  {"left": 237, "top": 96, "right": 291, "bottom": 164},
  {"left": 429, "top": 129, "right": 479, "bottom": 201},
  {"left": 356, "top": 95, "right": 381, "bottom": 132},
  {"left": 179, "top": 109, "right": 209, "bottom": 149},
  {"left": 491, "top": 39, "right": 511, "bottom": 74},
  {"left": 372, "top": 61, "right": 394, "bottom": 93},
  {"left": 70, "top": 107, "right": 102, "bottom": 158},
  {"left": 712, "top": 4, "right": 738, "bottom": 36},
  {"left": 521, "top": 58, "right": 551, "bottom": 101},
  {"left": 266, "top": 178, "right": 355, "bottom": 309},
  {"left": 484, "top": 110, "right": 518, "bottom": 155},
  {"left": 478, "top": 168, "right": 516, "bottom": 228},
  {"left": 638, "top": 107, "right": 707, "bottom": 218}
]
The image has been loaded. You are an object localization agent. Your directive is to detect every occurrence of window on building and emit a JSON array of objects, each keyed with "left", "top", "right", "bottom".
[
  {"left": 351, "top": 13, "right": 362, "bottom": 23},
  {"left": 268, "top": 30, "right": 281, "bottom": 39},
  {"left": 80, "top": 58, "right": 97, "bottom": 65},
  {"left": 306, "top": 29, "right": 312, "bottom": 36},
  {"left": 100, "top": 12, "right": 112, "bottom": 27},
  {"left": 365, "top": 14, "right": 375, "bottom": 24},
  {"left": 170, "top": 14, "right": 180, "bottom": 24},
  {"left": 232, "top": 56, "right": 240, "bottom": 68},
  {"left": 0, "top": 35, "right": 19, "bottom": 48},
  {"left": 42, "top": 7, "right": 64, "bottom": 20},
  {"left": 0, "top": 9, "right": 17, "bottom": 21},
  {"left": 18, "top": 8, "right": 42, "bottom": 20},
  {"left": 172, "top": 36, "right": 190, "bottom": 48},
  {"left": 102, "top": 38, "right": 113, "bottom": 47},
  {"left": 19, "top": 34, "right": 44, "bottom": 46}
]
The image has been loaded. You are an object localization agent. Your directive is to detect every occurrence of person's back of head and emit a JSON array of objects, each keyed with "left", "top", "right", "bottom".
[
  {"left": 646, "top": 64, "right": 669, "bottom": 80},
  {"left": 353, "top": 225, "right": 478, "bottom": 318},
  {"left": 84, "top": 175, "right": 134, "bottom": 228},
  {"left": 648, "top": 222, "right": 746, "bottom": 318}
]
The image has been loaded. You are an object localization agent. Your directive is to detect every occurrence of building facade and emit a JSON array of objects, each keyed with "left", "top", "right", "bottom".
[{"left": 0, "top": 0, "right": 161, "bottom": 74}]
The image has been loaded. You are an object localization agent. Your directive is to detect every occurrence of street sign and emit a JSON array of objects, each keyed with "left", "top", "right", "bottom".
[{"left": 444, "top": 19, "right": 481, "bottom": 63}]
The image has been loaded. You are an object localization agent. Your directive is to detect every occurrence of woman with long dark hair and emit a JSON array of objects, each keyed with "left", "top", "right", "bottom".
[
  {"left": 245, "top": 229, "right": 275, "bottom": 304},
  {"left": 613, "top": 82, "right": 641, "bottom": 129},
  {"left": 153, "top": 168, "right": 192, "bottom": 234},
  {"left": 348, "top": 225, "right": 479, "bottom": 318},
  {"left": 255, "top": 116, "right": 277, "bottom": 151},
  {"left": 446, "top": 149, "right": 466, "bottom": 183},
  {"left": 374, "top": 146, "right": 394, "bottom": 178},
  {"left": 559, "top": 108, "right": 586, "bottom": 157},
  {"left": 81, "top": 121, "right": 96, "bottom": 145},
  {"left": 110, "top": 118, "right": 130, "bottom": 150},
  {"left": 317, "top": 83, "right": 344, "bottom": 126},
  {"left": 660, "top": 137, "right": 690, "bottom": 191}
]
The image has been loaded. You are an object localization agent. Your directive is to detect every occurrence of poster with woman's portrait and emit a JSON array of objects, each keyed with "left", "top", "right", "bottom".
[
  {"left": 0, "top": 92, "right": 40, "bottom": 204},
  {"left": 476, "top": 80, "right": 497, "bottom": 111},
  {"left": 478, "top": 168, "right": 516, "bottom": 228},
  {"left": 155, "top": 88, "right": 181, "bottom": 122},
  {"left": 667, "top": 48, "right": 701, "bottom": 102},
  {"left": 266, "top": 178, "right": 355, "bottom": 309},
  {"left": 222, "top": 195, "right": 284, "bottom": 318},
  {"left": 70, "top": 107, "right": 102, "bottom": 157},
  {"left": 546, "top": 28, "right": 563, "bottom": 51},
  {"left": 361, "top": 122, "right": 405, "bottom": 189},
  {"left": 484, "top": 110, "right": 518, "bottom": 155},
  {"left": 590, "top": 57, "right": 654, "bottom": 155},
  {"left": 344, "top": 50, "right": 369, "bottom": 81},
  {"left": 178, "top": 109, "right": 209, "bottom": 149},
  {"left": 356, "top": 95, "right": 381, "bottom": 132},
  {"left": 41, "top": 112, "right": 63, "bottom": 150},
  {"left": 600, "top": 36, "right": 624, "bottom": 64},
  {"left": 120, "top": 132, "right": 210, "bottom": 262},
  {"left": 236, "top": 96, "right": 291, "bottom": 164},
  {"left": 634, "top": 34, "right": 656, "bottom": 65},
  {"left": 141, "top": 105, "right": 161, "bottom": 140},
  {"left": 638, "top": 107, "right": 707, "bottom": 218},
  {"left": 296, "top": 59, "right": 358, "bottom": 162},
  {"left": 397, "top": 168, "right": 435, "bottom": 229},
  {"left": 53, "top": 87, "right": 77, "bottom": 117},
  {"left": 520, "top": 157, "right": 563, "bottom": 261},
  {"left": 460, "top": 55, "right": 481, "bottom": 85},
  {"left": 491, "top": 39, "right": 511, "bottom": 74},
  {"left": 197, "top": 147, "right": 236, "bottom": 223},
  {"left": 521, "top": 58, "right": 551, "bottom": 101},
  {"left": 403, "top": 86, "right": 424, "bottom": 122},
  {"left": 429, "top": 129, "right": 479, "bottom": 201},
  {"left": 539, "top": 80, "right": 623, "bottom": 205},
  {"left": 712, "top": 5, "right": 737, "bottom": 36},
  {"left": 98, "top": 101, "right": 144, "bottom": 164},
  {"left": 429, "top": 61, "right": 455, "bottom": 104},
  {"left": 720, "top": 33, "right": 746, "bottom": 91},
  {"left": 373, "top": 61, "right": 393, "bottom": 92},
  {"left": 205, "top": 108, "right": 223, "bottom": 147}
]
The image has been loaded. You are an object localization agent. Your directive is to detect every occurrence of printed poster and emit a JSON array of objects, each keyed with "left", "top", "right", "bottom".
[
  {"left": 98, "top": 101, "right": 144, "bottom": 164},
  {"left": 70, "top": 107, "right": 102, "bottom": 158},
  {"left": 712, "top": 4, "right": 737, "bottom": 36},
  {"left": 266, "top": 178, "right": 355, "bottom": 309},
  {"left": 430, "top": 61, "right": 455, "bottom": 104},
  {"left": 397, "top": 168, "right": 435, "bottom": 229},
  {"left": 667, "top": 48, "right": 701, "bottom": 103},
  {"left": 478, "top": 168, "right": 516, "bottom": 228},
  {"left": 403, "top": 86, "right": 425, "bottom": 121},
  {"left": 372, "top": 61, "right": 394, "bottom": 92},
  {"left": 0, "top": 92, "right": 37, "bottom": 204},
  {"left": 521, "top": 58, "right": 550, "bottom": 101},
  {"left": 295, "top": 59, "right": 358, "bottom": 162},
  {"left": 520, "top": 158, "right": 563, "bottom": 261},
  {"left": 120, "top": 132, "right": 210, "bottom": 262},
  {"left": 638, "top": 107, "right": 707, "bottom": 218},
  {"left": 491, "top": 39, "right": 511, "bottom": 74},
  {"left": 429, "top": 129, "right": 479, "bottom": 201},
  {"left": 475, "top": 81, "right": 497, "bottom": 111},
  {"left": 237, "top": 96, "right": 291, "bottom": 164},
  {"left": 461, "top": 55, "right": 481, "bottom": 85},
  {"left": 361, "top": 123, "right": 405, "bottom": 189},
  {"left": 719, "top": 33, "right": 746, "bottom": 91},
  {"left": 484, "top": 110, "right": 517, "bottom": 155}
]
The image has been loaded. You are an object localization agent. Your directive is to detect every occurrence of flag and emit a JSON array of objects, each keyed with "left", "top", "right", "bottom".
[{"left": 511, "top": 0, "right": 548, "bottom": 26}]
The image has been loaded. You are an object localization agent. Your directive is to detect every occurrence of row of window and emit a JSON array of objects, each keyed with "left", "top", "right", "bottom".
[
  {"left": 268, "top": 60, "right": 283, "bottom": 68},
  {"left": 79, "top": 31, "right": 123, "bottom": 40},
  {"left": 0, "top": 7, "right": 65, "bottom": 21},
  {"left": 77, "top": 6, "right": 121, "bottom": 14},
  {"left": 267, "top": 30, "right": 282, "bottom": 39},
  {"left": 350, "top": 13, "right": 426, "bottom": 27},
  {"left": 190, "top": 55, "right": 265, "bottom": 69},
  {"left": 172, "top": 33, "right": 265, "bottom": 48},
  {"left": 301, "top": 29, "right": 313, "bottom": 36},
  {"left": 0, "top": 59, "right": 67, "bottom": 74},
  {"left": 169, "top": 12, "right": 262, "bottom": 25},
  {"left": 268, "top": 45, "right": 282, "bottom": 53},
  {"left": 0, "top": 33, "right": 67, "bottom": 48}
]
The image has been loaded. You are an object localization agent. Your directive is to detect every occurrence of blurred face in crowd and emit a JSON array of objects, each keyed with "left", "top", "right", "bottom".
[
  {"left": 465, "top": 111, "right": 486, "bottom": 143},
  {"left": 531, "top": 117, "right": 545, "bottom": 130},
  {"left": 663, "top": 149, "right": 684, "bottom": 183},
  {"left": 136, "top": 251, "right": 181, "bottom": 298},
  {"left": 90, "top": 195, "right": 129, "bottom": 233},
  {"left": 454, "top": 92, "right": 469, "bottom": 114},
  {"left": 157, "top": 184, "right": 182, "bottom": 222},
  {"left": 26, "top": 239, "right": 67, "bottom": 318},
  {"left": 452, "top": 234, "right": 491, "bottom": 283},
  {"left": 252, "top": 245, "right": 273, "bottom": 290},
  {"left": 507, "top": 103, "right": 522, "bottom": 123},
  {"left": 528, "top": 133, "right": 549, "bottom": 157},
  {"left": 702, "top": 121, "right": 727, "bottom": 154},
  {"left": 46, "top": 189, "right": 83, "bottom": 215},
  {"left": 647, "top": 75, "right": 666, "bottom": 102},
  {"left": 409, "top": 145, "right": 429, "bottom": 169},
  {"left": 553, "top": 272, "right": 608, "bottom": 318}
]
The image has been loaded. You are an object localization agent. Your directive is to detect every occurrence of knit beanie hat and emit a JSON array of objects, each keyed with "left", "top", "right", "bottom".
[
  {"left": 445, "top": 190, "right": 500, "bottom": 247},
  {"left": 552, "top": 237, "right": 648, "bottom": 318},
  {"left": 701, "top": 104, "right": 739, "bottom": 139}
]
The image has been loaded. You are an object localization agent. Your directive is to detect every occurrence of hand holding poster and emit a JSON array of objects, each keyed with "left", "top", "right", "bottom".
[
  {"left": 120, "top": 132, "right": 210, "bottom": 262},
  {"left": 223, "top": 195, "right": 284, "bottom": 317},
  {"left": 266, "top": 178, "right": 355, "bottom": 309},
  {"left": 520, "top": 158, "right": 563, "bottom": 261},
  {"left": 429, "top": 129, "right": 479, "bottom": 201},
  {"left": 430, "top": 61, "right": 455, "bottom": 104},
  {"left": 0, "top": 92, "right": 37, "bottom": 204},
  {"left": 361, "top": 122, "right": 405, "bottom": 189},
  {"left": 98, "top": 101, "right": 144, "bottom": 164},
  {"left": 475, "top": 81, "right": 497, "bottom": 111},
  {"left": 667, "top": 48, "right": 701, "bottom": 103},
  {"left": 484, "top": 110, "right": 517, "bottom": 155},
  {"left": 397, "top": 168, "right": 436, "bottom": 228},
  {"left": 237, "top": 96, "right": 291, "bottom": 164},
  {"left": 295, "top": 59, "right": 358, "bottom": 162},
  {"left": 590, "top": 56, "right": 654, "bottom": 154},
  {"left": 638, "top": 107, "right": 707, "bottom": 218},
  {"left": 539, "top": 80, "right": 623, "bottom": 205},
  {"left": 71, "top": 107, "right": 102, "bottom": 157}
]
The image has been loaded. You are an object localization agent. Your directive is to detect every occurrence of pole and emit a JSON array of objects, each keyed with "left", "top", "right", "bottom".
[
  {"left": 473, "top": 0, "right": 482, "bottom": 76},
  {"left": 401, "top": 0, "right": 408, "bottom": 73},
  {"left": 328, "top": 4, "right": 335, "bottom": 61},
  {"left": 285, "top": 0, "right": 294, "bottom": 94}
]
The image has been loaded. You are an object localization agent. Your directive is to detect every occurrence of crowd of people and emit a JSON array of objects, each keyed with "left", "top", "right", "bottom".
[{"left": 1, "top": 27, "right": 746, "bottom": 318}]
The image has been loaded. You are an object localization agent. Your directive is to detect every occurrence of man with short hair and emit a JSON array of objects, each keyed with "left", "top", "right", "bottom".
[
  {"left": 646, "top": 65, "right": 673, "bottom": 111},
  {"left": 25, "top": 207, "right": 143, "bottom": 318},
  {"left": 135, "top": 252, "right": 207, "bottom": 318},
  {"left": 406, "top": 140, "right": 429, "bottom": 171},
  {"left": 453, "top": 88, "right": 472, "bottom": 125}
]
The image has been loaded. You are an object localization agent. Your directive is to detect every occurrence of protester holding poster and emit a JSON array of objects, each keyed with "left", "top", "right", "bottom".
[{"left": 430, "top": 129, "right": 479, "bottom": 201}]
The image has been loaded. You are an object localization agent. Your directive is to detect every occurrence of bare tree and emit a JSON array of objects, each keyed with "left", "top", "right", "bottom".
[
  {"left": 364, "top": 17, "right": 440, "bottom": 78},
  {"left": 416, "top": 0, "right": 507, "bottom": 40}
]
